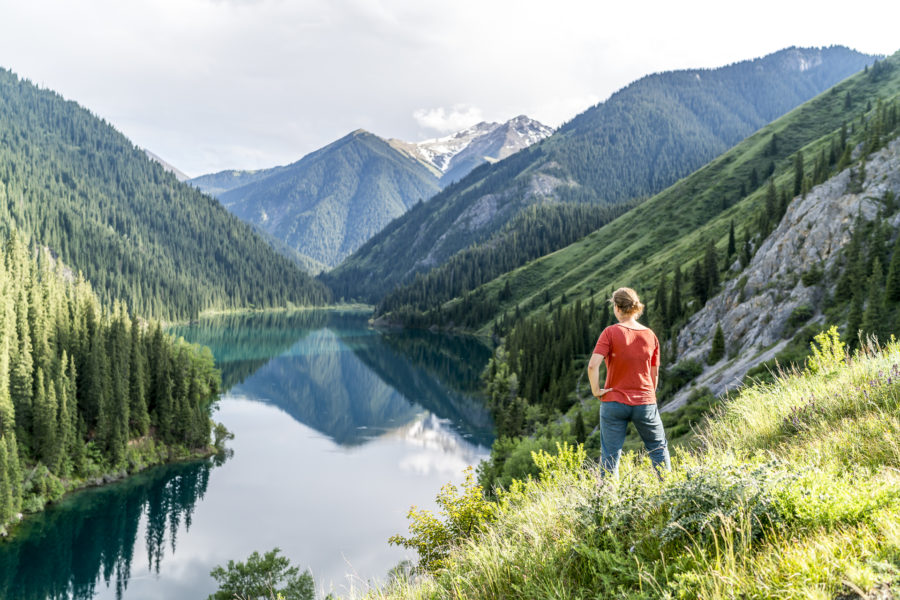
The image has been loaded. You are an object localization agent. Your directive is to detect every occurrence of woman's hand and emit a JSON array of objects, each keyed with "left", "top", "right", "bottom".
[{"left": 595, "top": 388, "right": 611, "bottom": 398}]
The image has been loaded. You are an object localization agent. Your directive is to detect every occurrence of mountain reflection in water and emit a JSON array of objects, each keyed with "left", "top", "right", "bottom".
[{"left": 0, "top": 311, "right": 493, "bottom": 599}]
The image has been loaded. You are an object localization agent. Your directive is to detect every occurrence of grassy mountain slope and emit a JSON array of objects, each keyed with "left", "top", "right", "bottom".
[
  {"left": 457, "top": 54, "right": 900, "bottom": 494},
  {"left": 326, "top": 46, "right": 876, "bottom": 302},
  {"left": 217, "top": 130, "right": 441, "bottom": 268},
  {"left": 380, "top": 339, "right": 900, "bottom": 599},
  {"left": 0, "top": 67, "right": 330, "bottom": 320},
  {"left": 437, "top": 53, "right": 900, "bottom": 337}
]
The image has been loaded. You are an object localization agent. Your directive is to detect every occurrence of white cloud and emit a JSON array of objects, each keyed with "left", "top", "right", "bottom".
[
  {"left": 0, "top": 0, "right": 896, "bottom": 174},
  {"left": 412, "top": 105, "right": 485, "bottom": 134}
]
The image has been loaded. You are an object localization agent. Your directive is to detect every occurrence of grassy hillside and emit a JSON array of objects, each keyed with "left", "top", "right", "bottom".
[
  {"left": 440, "top": 53, "right": 900, "bottom": 337},
  {"left": 433, "top": 53, "right": 900, "bottom": 493},
  {"left": 380, "top": 336, "right": 900, "bottom": 599},
  {"left": 218, "top": 130, "right": 441, "bottom": 268},
  {"left": 0, "top": 67, "right": 330, "bottom": 320},
  {"left": 326, "top": 46, "right": 875, "bottom": 302}
]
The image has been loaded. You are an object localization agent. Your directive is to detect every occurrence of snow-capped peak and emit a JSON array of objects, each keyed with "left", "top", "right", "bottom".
[{"left": 393, "top": 115, "right": 553, "bottom": 181}]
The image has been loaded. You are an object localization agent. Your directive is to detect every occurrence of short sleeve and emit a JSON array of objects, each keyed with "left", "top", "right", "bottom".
[
  {"left": 650, "top": 335, "right": 660, "bottom": 366},
  {"left": 593, "top": 327, "right": 611, "bottom": 357}
]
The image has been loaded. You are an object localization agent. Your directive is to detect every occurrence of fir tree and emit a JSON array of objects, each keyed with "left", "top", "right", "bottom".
[
  {"left": 691, "top": 261, "right": 708, "bottom": 307},
  {"left": 793, "top": 152, "right": 804, "bottom": 196},
  {"left": 0, "top": 439, "right": 10, "bottom": 525},
  {"left": 861, "top": 258, "right": 885, "bottom": 341},
  {"left": 573, "top": 411, "right": 586, "bottom": 444},
  {"left": 885, "top": 245, "right": 900, "bottom": 305},
  {"left": 704, "top": 241, "right": 720, "bottom": 295},
  {"left": 727, "top": 220, "right": 736, "bottom": 258},
  {"left": 670, "top": 267, "right": 683, "bottom": 322},
  {"left": 707, "top": 325, "right": 725, "bottom": 365}
]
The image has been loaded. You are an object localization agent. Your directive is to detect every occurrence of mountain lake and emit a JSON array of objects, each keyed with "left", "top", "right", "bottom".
[{"left": 0, "top": 310, "right": 494, "bottom": 599}]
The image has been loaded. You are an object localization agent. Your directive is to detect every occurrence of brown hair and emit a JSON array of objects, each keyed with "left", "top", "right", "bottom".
[{"left": 611, "top": 287, "right": 644, "bottom": 318}]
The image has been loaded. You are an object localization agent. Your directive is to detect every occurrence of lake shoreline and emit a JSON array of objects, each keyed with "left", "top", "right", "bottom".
[{"left": 0, "top": 438, "right": 224, "bottom": 541}]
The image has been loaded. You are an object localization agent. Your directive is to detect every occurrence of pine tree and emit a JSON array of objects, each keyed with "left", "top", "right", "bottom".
[
  {"left": 765, "top": 179, "right": 777, "bottom": 219},
  {"left": 670, "top": 267, "right": 683, "bottom": 322},
  {"left": 707, "top": 324, "right": 725, "bottom": 365},
  {"left": 793, "top": 152, "right": 804, "bottom": 196},
  {"left": 740, "top": 234, "right": 752, "bottom": 269},
  {"left": 846, "top": 288, "right": 865, "bottom": 348},
  {"left": 861, "top": 257, "right": 885, "bottom": 342},
  {"left": 573, "top": 411, "right": 586, "bottom": 444},
  {"left": 32, "top": 367, "right": 58, "bottom": 469},
  {"left": 654, "top": 271, "right": 669, "bottom": 330},
  {"left": 5, "top": 433, "right": 22, "bottom": 514},
  {"left": 727, "top": 220, "right": 736, "bottom": 258},
  {"left": 691, "top": 261, "right": 708, "bottom": 307},
  {"left": 0, "top": 439, "right": 11, "bottom": 525},
  {"left": 10, "top": 288, "right": 33, "bottom": 447},
  {"left": 704, "top": 241, "right": 719, "bottom": 294},
  {"left": 885, "top": 245, "right": 900, "bottom": 304}
]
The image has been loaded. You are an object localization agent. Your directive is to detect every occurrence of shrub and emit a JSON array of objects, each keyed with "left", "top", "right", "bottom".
[
  {"left": 807, "top": 325, "right": 846, "bottom": 374},
  {"left": 389, "top": 467, "right": 497, "bottom": 573},
  {"left": 208, "top": 548, "right": 314, "bottom": 600}
]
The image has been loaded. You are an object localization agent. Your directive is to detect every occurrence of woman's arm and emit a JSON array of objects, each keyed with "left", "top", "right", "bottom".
[
  {"left": 651, "top": 364, "right": 659, "bottom": 391},
  {"left": 587, "top": 353, "right": 609, "bottom": 397}
]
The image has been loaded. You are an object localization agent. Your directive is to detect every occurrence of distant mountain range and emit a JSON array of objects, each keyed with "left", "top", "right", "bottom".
[
  {"left": 325, "top": 46, "right": 879, "bottom": 302},
  {"left": 189, "top": 116, "right": 552, "bottom": 270},
  {"left": 389, "top": 116, "right": 553, "bottom": 186}
]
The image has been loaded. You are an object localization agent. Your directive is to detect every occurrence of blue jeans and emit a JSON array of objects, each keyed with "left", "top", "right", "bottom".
[{"left": 600, "top": 401, "right": 671, "bottom": 478}]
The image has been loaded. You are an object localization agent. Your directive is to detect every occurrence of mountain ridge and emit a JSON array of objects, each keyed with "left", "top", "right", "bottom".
[{"left": 326, "top": 45, "right": 878, "bottom": 303}]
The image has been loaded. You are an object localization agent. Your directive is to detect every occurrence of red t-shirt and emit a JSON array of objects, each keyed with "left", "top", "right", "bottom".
[{"left": 593, "top": 323, "right": 659, "bottom": 405}]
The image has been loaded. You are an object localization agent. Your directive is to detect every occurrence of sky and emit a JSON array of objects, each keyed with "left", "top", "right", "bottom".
[{"left": 0, "top": 0, "right": 898, "bottom": 176}]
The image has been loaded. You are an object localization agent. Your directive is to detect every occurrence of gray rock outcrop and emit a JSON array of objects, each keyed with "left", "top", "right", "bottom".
[{"left": 664, "top": 138, "right": 900, "bottom": 411}]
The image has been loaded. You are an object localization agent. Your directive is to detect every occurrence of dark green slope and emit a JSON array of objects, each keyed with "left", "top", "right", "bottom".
[
  {"left": 467, "top": 54, "right": 900, "bottom": 482},
  {"left": 325, "top": 46, "right": 876, "bottom": 302},
  {"left": 218, "top": 130, "right": 441, "bottom": 268},
  {"left": 0, "top": 67, "right": 330, "bottom": 320}
]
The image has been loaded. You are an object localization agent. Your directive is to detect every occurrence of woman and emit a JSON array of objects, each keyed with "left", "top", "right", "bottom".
[{"left": 587, "top": 287, "right": 670, "bottom": 478}]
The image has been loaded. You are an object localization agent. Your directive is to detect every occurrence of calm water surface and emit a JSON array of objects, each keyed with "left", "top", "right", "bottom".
[{"left": 0, "top": 311, "right": 493, "bottom": 599}]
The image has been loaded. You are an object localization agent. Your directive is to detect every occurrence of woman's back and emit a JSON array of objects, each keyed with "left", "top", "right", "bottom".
[{"left": 594, "top": 323, "right": 659, "bottom": 405}]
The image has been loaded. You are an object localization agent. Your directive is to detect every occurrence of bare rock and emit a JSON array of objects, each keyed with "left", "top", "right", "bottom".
[{"left": 665, "top": 138, "right": 900, "bottom": 412}]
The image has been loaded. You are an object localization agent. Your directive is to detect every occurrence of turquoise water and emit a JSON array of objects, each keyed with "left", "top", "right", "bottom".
[{"left": 0, "top": 311, "right": 493, "bottom": 599}]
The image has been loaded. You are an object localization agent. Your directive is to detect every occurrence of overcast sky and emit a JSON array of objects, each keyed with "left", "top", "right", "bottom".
[{"left": 0, "top": 0, "right": 897, "bottom": 176}]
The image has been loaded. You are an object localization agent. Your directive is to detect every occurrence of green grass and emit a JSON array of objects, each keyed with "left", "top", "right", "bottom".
[
  {"left": 370, "top": 339, "right": 900, "bottom": 599},
  {"left": 444, "top": 52, "right": 900, "bottom": 336}
]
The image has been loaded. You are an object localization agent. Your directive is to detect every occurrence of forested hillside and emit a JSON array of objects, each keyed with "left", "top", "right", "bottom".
[
  {"left": 470, "top": 54, "right": 900, "bottom": 488},
  {"left": 0, "top": 232, "right": 222, "bottom": 534},
  {"left": 374, "top": 201, "right": 638, "bottom": 326},
  {"left": 216, "top": 130, "right": 441, "bottom": 269},
  {"left": 0, "top": 68, "right": 330, "bottom": 320},
  {"left": 325, "top": 46, "right": 876, "bottom": 302}
]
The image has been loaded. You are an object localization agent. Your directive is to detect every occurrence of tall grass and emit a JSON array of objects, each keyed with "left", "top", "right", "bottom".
[{"left": 372, "top": 340, "right": 900, "bottom": 599}]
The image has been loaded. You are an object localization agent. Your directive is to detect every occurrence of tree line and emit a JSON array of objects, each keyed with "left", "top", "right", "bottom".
[
  {"left": 476, "top": 84, "right": 900, "bottom": 490},
  {"left": 0, "top": 232, "right": 221, "bottom": 532},
  {"left": 375, "top": 202, "right": 638, "bottom": 327},
  {"left": 0, "top": 68, "right": 330, "bottom": 321}
]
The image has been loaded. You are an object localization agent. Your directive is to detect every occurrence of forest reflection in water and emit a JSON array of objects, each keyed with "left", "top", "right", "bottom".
[{"left": 0, "top": 310, "right": 493, "bottom": 599}]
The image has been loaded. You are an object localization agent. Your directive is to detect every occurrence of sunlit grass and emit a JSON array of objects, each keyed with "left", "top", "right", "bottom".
[{"left": 368, "top": 341, "right": 900, "bottom": 599}]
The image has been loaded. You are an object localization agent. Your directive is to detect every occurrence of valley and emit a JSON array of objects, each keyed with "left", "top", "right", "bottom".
[{"left": 0, "top": 35, "right": 898, "bottom": 600}]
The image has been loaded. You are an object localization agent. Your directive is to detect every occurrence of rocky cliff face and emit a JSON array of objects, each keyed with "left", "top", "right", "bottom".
[{"left": 665, "top": 138, "right": 900, "bottom": 411}]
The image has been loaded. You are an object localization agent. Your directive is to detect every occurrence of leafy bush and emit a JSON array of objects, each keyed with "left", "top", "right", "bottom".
[
  {"left": 208, "top": 548, "right": 314, "bottom": 600},
  {"left": 389, "top": 467, "right": 497, "bottom": 573},
  {"left": 807, "top": 325, "right": 846, "bottom": 374}
]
